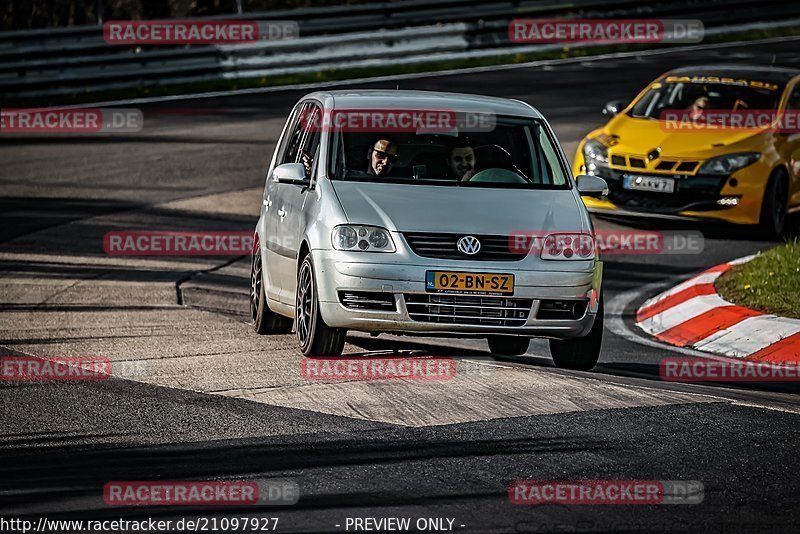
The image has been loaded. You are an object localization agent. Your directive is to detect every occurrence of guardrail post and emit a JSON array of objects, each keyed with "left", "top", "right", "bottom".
[{"left": 95, "top": 0, "right": 104, "bottom": 25}]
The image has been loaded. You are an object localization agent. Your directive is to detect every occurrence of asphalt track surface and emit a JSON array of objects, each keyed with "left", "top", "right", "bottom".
[{"left": 2, "top": 37, "right": 800, "bottom": 533}]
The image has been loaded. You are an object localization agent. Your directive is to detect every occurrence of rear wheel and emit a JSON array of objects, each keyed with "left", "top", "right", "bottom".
[
  {"left": 296, "top": 254, "right": 346, "bottom": 356},
  {"left": 250, "top": 243, "right": 292, "bottom": 334},
  {"left": 549, "top": 294, "right": 604, "bottom": 371},
  {"left": 487, "top": 336, "right": 530, "bottom": 356},
  {"left": 758, "top": 169, "right": 788, "bottom": 238}
]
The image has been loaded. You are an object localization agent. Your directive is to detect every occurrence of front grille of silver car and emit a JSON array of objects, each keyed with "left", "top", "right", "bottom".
[
  {"left": 404, "top": 294, "right": 533, "bottom": 327},
  {"left": 402, "top": 232, "right": 527, "bottom": 261}
]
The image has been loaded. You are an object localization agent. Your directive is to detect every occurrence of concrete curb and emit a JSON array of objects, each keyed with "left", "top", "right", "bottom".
[{"left": 635, "top": 254, "right": 800, "bottom": 362}]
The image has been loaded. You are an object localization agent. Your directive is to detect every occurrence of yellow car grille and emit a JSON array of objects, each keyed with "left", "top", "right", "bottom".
[{"left": 609, "top": 153, "right": 700, "bottom": 175}]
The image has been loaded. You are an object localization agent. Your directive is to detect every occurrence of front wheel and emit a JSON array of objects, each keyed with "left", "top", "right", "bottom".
[
  {"left": 296, "top": 255, "right": 346, "bottom": 356},
  {"left": 549, "top": 295, "right": 604, "bottom": 371},
  {"left": 758, "top": 170, "right": 788, "bottom": 238}
]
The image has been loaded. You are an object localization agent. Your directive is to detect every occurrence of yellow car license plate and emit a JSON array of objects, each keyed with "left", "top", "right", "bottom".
[{"left": 426, "top": 271, "right": 514, "bottom": 295}]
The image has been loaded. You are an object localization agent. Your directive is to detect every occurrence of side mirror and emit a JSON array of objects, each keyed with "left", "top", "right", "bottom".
[
  {"left": 273, "top": 163, "right": 309, "bottom": 185},
  {"left": 602, "top": 100, "right": 626, "bottom": 117},
  {"left": 576, "top": 175, "right": 609, "bottom": 198}
]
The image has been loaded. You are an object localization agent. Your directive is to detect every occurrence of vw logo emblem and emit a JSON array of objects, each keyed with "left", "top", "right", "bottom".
[{"left": 457, "top": 235, "right": 481, "bottom": 255}]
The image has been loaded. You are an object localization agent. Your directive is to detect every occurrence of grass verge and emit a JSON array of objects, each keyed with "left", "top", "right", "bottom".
[{"left": 715, "top": 239, "right": 800, "bottom": 319}]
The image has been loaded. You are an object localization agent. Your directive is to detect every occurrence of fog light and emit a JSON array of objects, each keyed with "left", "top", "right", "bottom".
[{"left": 717, "top": 196, "right": 740, "bottom": 206}]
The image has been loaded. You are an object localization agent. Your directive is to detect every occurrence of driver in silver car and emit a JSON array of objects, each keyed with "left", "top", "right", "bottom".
[
  {"left": 446, "top": 139, "right": 478, "bottom": 181},
  {"left": 367, "top": 139, "right": 399, "bottom": 177}
]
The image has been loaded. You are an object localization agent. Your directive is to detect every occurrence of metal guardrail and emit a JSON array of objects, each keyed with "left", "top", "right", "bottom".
[{"left": 1, "top": 0, "right": 800, "bottom": 100}]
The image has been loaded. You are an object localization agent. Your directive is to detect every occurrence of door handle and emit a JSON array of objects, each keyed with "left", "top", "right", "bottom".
[{"left": 277, "top": 208, "right": 287, "bottom": 218}]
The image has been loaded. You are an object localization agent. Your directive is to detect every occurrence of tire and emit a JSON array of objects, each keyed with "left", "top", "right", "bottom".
[
  {"left": 758, "top": 170, "right": 788, "bottom": 238},
  {"left": 487, "top": 336, "right": 530, "bottom": 356},
  {"left": 549, "top": 294, "right": 604, "bottom": 371},
  {"left": 250, "top": 243, "right": 293, "bottom": 334},
  {"left": 296, "top": 254, "right": 346, "bottom": 356}
]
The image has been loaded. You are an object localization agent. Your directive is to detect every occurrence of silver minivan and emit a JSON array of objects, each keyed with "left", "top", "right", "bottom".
[{"left": 251, "top": 90, "right": 608, "bottom": 370}]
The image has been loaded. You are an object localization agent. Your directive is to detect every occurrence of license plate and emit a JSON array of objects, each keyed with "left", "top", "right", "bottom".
[
  {"left": 623, "top": 174, "right": 675, "bottom": 193},
  {"left": 426, "top": 271, "right": 514, "bottom": 295}
]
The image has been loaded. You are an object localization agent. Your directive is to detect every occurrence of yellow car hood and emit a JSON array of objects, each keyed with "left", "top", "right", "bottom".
[{"left": 604, "top": 115, "right": 763, "bottom": 157}]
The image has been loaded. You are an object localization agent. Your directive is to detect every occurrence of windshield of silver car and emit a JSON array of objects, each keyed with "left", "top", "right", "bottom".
[{"left": 325, "top": 115, "right": 571, "bottom": 189}]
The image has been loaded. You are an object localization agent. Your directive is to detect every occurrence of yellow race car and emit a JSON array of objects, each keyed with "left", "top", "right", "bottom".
[{"left": 573, "top": 66, "right": 800, "bottom": 235}]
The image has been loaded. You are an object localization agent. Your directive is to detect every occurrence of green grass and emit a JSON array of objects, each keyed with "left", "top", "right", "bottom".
[
  {"left": 715, "top": 239, "right": 800, "bottom": 319},
  {"left": 5, "top": 24, "right": 800, "bottom": 107}
]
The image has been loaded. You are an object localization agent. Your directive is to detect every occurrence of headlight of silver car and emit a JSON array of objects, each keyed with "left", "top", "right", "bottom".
[
  {"left": 582, "top": 139, "right": 609, "bottom": 174},
  {"left": 697, "top": 152, "right": 760, "bottom": 176},
  {"left": 332, "top": 225, "right": 396, "bottom": 252}
]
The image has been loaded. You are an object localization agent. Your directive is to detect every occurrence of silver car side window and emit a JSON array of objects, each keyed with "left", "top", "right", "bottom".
[{"left": 281, "top": 103, "right": 311, "bottom": 166}]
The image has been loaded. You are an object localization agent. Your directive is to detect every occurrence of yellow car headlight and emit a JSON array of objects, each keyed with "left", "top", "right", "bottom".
[
  {"left": 582, "top": 139, "right": 609, "bottom": 174},
  {"left": 697, "top": 152, "right": 760, "bottom": 176}
]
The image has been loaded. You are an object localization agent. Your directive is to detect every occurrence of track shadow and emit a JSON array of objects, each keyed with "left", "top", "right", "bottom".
[
  {"left": 0, "top": 197, "right": 143, "bottom": 244},
  {"left": 0, "top": 199, "right": 259, "bottom": 286},
  {"left": 596, "top": 360, "right": 800, "bottom": 395},
  {"left": 0, "top": 420, "right": 609, "bottom": 517}
]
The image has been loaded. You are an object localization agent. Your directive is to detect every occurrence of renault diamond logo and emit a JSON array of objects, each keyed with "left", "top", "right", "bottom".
[{"left": 457, "top": 235, "right": 481, "bottom": 255}]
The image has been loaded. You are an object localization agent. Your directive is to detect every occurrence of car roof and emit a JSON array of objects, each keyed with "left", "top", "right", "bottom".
[
  {"left": 300, "top": 90, "right": 543, "bottom": 119},
  {"left": 666, "top": 65, "right": 800, "bottom": 84}
]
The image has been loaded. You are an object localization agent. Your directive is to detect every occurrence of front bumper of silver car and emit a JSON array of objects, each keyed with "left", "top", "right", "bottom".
[{"left": 313, "top": 250, "right": 602, "bottom": 340}]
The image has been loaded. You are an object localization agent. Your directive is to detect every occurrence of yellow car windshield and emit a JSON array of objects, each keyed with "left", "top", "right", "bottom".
[{"left": 629, "top": 81, "right": 784, "bottom": 119}]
